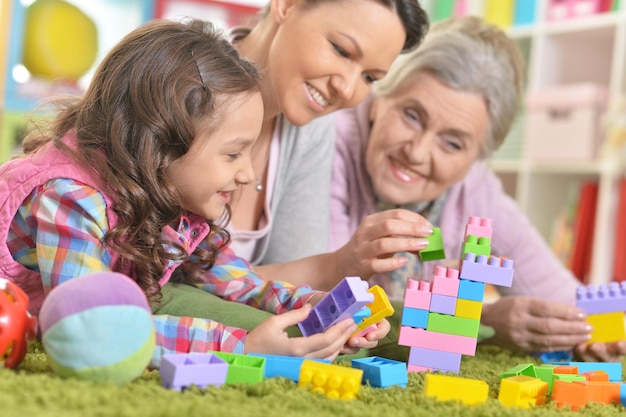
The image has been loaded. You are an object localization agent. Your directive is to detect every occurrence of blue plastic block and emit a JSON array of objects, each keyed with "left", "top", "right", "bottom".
[
  {"left": 249, "top": 353, "right": 331, "bottom": 382},
  {"left": 351, "top": 356, "right": 408, "bottom": 388},
  {"left": 400, "top": 306, "right": 429, "bottom": 329},
  {"left": 457, "top": 279, "right": 485, "bottom": 302}
]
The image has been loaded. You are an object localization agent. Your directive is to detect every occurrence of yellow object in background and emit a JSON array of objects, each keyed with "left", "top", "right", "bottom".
[
  {"left": 586, "top": 311, "right": 626, "bottom": 344},
  {"left": 484, "top": 0, "right": 514, "bottom": 29},
  {"left": 23, "top": 0, "right": 98, "bottom": 80}
]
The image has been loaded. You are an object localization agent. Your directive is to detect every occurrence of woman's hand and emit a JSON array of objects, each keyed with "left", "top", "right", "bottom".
[
  {"left": 481, "top": 296, "right": 591, "bottom": 352},
  {"left": 244, "top": 304, "right": 357, "bottom": 361},
  {"left": 335, "top": 209, "right": 433, "bottom": 280},
  {"left": 574, "top": 340, "right": 626, "bottom": 362}
]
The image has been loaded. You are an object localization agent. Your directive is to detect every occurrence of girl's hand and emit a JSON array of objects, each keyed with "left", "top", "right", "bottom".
[
  {"left": 335, "top": 209, "right": 433, "bottom": 280},
  {"left": 244, "top": 304, "right": 358, "bottom": 361},
  {"left": 341, "top": 318, "right": 391, "bottom": 355}
]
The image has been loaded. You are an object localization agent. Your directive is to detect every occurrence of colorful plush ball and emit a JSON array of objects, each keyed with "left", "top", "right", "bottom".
[
  {"left": 38, "top": 272, "right": 155, "bottom": 385},
  {"left": 23, "top": 0, "right": 98, "bottom": 80},
  {"left": 0, "top": 278, "right": 37, "bottom": 369}
]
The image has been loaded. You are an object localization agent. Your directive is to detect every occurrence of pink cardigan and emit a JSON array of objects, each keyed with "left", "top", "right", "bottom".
[{"left": 330, "top": 98, "right": 579, "bottom": 304}]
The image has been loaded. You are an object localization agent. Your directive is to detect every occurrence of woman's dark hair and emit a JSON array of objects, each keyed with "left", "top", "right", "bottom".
[{"left": 23, "top": 18, "right": 260, "bottom": 304}]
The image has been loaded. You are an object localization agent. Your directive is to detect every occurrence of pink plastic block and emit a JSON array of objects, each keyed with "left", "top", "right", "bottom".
[
  {"left": 431, "top": 265, "right": 460, "bottom": 297},
  {"left": 398, "top": 327, "right": 478, "bottom": 355},
  {"left": 464, "top": 216, "right": 493, "bottom": 239},
  {"left": 576, "top": 282, "right": 626, "bottom": 315},
  {"left": 459, "top": 253, "right": 514, "bottom": 287},
  {"left": 298, "top": 277, "right": 374, "bottom": 336},
  {"left": 404, "top": 279, "right": 432, "bottom": 310},
  {"left": 408, "top": 346, "right": 462, "bottom": 373},
  {"left": 354, "top": 323, "right": 378, "bottom": 338},
  {"left": 408, "top": 364, "right": 433, "bottom": 373},
  {"left": 429, "top": 294, "right": 457, "bottom": 315}
]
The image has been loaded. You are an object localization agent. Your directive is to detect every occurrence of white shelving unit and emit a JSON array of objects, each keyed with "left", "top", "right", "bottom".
[{"left": 490, "top": 0, "right": 626, "bottom": 284}]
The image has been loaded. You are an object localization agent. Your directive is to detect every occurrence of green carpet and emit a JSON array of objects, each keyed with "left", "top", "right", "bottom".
[{"left": 2, "top": 342, "right": 625, "bottom": 417}]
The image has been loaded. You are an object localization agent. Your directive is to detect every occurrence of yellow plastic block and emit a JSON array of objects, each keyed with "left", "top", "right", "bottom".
[
  {"left": 298, "top": 361, "right": 362, "bottom": 400},
  {"left": 424, "top": 374, "right": 489, "bottom": 406},
  {"left": 455, "top": 298, "right": 483, "bottom": 320},
  {"left": 498, "top": 376, "right": 548, "bottom": 408},
  {"left": 352, "top": 285, "right": 394, "bottom": 336},
  {"left": 484, "top": 0, "right": 514, "bottom": 29},
  {"left": 587, "top": 312, "right": 625, "bottom": 344}
]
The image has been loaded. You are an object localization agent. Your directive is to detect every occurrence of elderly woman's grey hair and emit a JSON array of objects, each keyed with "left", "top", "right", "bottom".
[{"left": 375, "top": 16, "right": 525, "bottom": 157}]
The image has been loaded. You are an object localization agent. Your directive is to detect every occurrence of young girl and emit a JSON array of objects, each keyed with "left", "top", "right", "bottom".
[{"left": 0, "top": 18, "right": 379, "bottom": 367}]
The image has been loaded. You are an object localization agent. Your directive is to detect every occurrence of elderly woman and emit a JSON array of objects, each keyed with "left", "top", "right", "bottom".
[{"left": 320, "top": 16, "right": 625, "bottom": 362}]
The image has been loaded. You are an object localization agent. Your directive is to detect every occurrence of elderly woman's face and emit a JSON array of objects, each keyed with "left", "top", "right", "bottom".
[{"left": 365, "top": 71, "right": 487, "bottom": 205}]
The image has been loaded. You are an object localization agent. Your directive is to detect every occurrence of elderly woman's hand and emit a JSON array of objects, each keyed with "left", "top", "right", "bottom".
[{"left": 335, "top": 209, "right": 433, "bottom": 280}]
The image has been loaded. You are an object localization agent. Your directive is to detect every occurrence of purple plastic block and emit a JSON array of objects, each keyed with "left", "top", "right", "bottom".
[
  {"left": 408, "top": 346, "right": 462, "bottom": 373},
  {"left": 459, "top": 253, "right": 514, "bottom": 287},
  {"left": 298, "top": 276, "right": 375, "bottom": 336},
  {"left": 429, "top": 294, "right": 456, "bottom": 315},
  {"left": 576, "top": 282, "right": 626, "bottom": 314},
  {"left": 160, "top": 353, "right": 228, "bottom": 390}
]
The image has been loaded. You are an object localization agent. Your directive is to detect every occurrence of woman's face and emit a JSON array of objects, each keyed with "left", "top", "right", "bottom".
[
  {"left": 267, "top": 0, "right": 406, "bottom": 126},
  {"left": 366, "top": 71, "right": 488, "bottom": 205}
]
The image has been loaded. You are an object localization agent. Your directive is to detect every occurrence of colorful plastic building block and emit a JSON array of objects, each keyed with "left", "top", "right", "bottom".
[
  {"left": 0, "top": 278, "right": 37, "bottom": 369},
  {"left": 499, "top": 363, "right": 537, "bottom": 379},
  {"left": 248, "top": 353, "right": 331, "bottom": 382},
  {"left": 498, "top": 376, "right": 548, "bottom": 408},
  {"left": 160, "top": 353, "right": 228, "bottom": 390},
  {"left": 213, "top": 352, "right": 265, "bottom": 384},
  {"left": 576, "top": 282, "right": 626, "bottom": 315},
  {"left": 427, "top": 312, "right": 480, "bottom": 338},
  {"left": 403, "top": 279, "right": 432, "bottom": 310},
  {"left": 408, "top": 346, "right": 462, "bottom": 373},
  {"left": 586, "top": 312, "right": 626, "bottom": 343},
  {"left": 457, "top": 279, "right": 485, "bottom": 302},
  {"left": 429, "top": 293, "right": 456, "bottom": 315},
  {"left": 459, "top": 253, "right": 514, "bottom": 287},
  {"left": 431, "top": 266, "right": 460, "bottom": 297},
  {"left": 454, "top": 298, "right": 483, "bottom": 320},
  {"left": 423, "top": 373, "right": 489, "bottom": 406},
  {"left": 461, "top": 235, "right": 491, "bottom": 258},
  {"left": 551, "top": 380, "right": 587, "bottom": 410},
  {"left": 464, "top": 216, "right": 493, "bottom": 239},
  {"left": 351, "top": 356, "right": 408, "bottom": 388},
  {"left": 400, "top": 306, "right": 429, "bottom": 329},
  {"left": 398, "top": 327, "right": 477, "bottom": 355},
  {"left": 419, "top": 227, "right": 445, "bottom": 261},
  {"left": 298, "top": 277, "right": 374, "bottom": 336},
  {"left": 554, "top": 361, "right": 622, "bottom": 382},
  {"left": 352, "top": 285, "right": 394, "bottom": 336},
  {"left": 298, "top": 360, "right": 362, "bottom": 400}
]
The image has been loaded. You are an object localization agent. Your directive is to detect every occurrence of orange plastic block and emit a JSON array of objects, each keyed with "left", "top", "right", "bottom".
[
  {"left": 298, "top": 361, "right": 362, "bottom": 400},
  {"left": 554, "top": 365, "right": 579, "bottom": 375},
  {"left": 352, "top": 285, "right": 394, "bottom": 337},
  {"left": 498, "top": 376, "right": 548, "bottom": 409},
  {"left": 583, "top": 370, "right": 609, "bottom": 382},
  {"left": 551, "top": 380, "right": 587, "bottom": 411},
  {"left": 424, "top": 374, "right": 489, "bottom": 406},
  {"left": 582, "top": 381, "right": 621, "bottom": 405}
]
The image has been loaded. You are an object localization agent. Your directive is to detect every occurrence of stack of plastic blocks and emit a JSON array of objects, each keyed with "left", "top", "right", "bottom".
[
  {"left": 576, "top": 281, "right": 626, "bottom": 344},
  {"left": 398, "top": 216, "right": 514, "bottom": 373}
]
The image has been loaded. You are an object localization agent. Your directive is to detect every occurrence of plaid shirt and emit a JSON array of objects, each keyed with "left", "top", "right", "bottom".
[{"left": 8, "top": 178, "right": 318, "bottom": 368}]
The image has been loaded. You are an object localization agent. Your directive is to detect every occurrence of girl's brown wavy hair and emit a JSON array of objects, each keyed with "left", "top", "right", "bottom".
[{"left": 22, "top": 18, "right": 260, "bottom": 305}]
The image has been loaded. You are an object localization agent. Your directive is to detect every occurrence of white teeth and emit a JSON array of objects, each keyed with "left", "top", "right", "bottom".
[
  {"left": 393, "top": 159, "right": 421, "bottom": 178},
  {"left": 307, "top": 84, "right": 329, "bottom": 108}
]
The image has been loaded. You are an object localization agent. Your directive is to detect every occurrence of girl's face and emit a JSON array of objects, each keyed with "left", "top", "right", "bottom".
[
  {"left": 267, "top": 0, "right": 406, "bottom": 126},
  {"left": 167, "top": 92, "right": 264, "bottom": 221},
  {"left": 366, "top": 72, "right": 488, "bottom": 205}
]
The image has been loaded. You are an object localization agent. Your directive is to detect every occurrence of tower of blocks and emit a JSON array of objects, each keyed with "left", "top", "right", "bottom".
[
  {"left": 576, "top": 281, "right": 626, "bottom": 344},
  {"left": 399, "top": 216, "right": 515, "bottom": 373}
]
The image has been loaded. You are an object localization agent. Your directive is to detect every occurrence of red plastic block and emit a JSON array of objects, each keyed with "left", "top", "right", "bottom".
[
  {"left": 464, "top": 216, "right": 493, "bottom": 239},
  {"left": 398, "top": 327, "right": 477, "bottom": 355},
  {"left": 576, "top": 282, "right": 626, "bottom": 314},
  {"left": 431, "top": 265, "right": 460, "bottom": 297},
  {"left": 403, "top": 279, "right": 432, "bottom": 310},
  {"left": 459, "top": 253, "right": 514, "bottom": 287}
]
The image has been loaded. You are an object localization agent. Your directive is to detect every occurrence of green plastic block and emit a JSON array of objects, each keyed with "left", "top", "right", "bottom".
[
  {"left": 461, "top": 235, "right": 491, "bottom": 258},
  {"left": 499, "top": 363, "right": 537, "bottom": 379},
  {"left": 535, "top": 365, "right": 558, "bottom": 393},
  {"left": 213, "top": 352, "right": 265, "bottom": 384},
  {"left": 419, "top": 227, "right": 445, "bottom": 261},
  {"left": 426, "top": 312, "right": 480, "bottom": 338}
]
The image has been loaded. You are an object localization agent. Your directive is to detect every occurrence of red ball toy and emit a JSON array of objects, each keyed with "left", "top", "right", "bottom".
[{"left": 0, "top": 278, "right": 37, "bottom": 368}]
